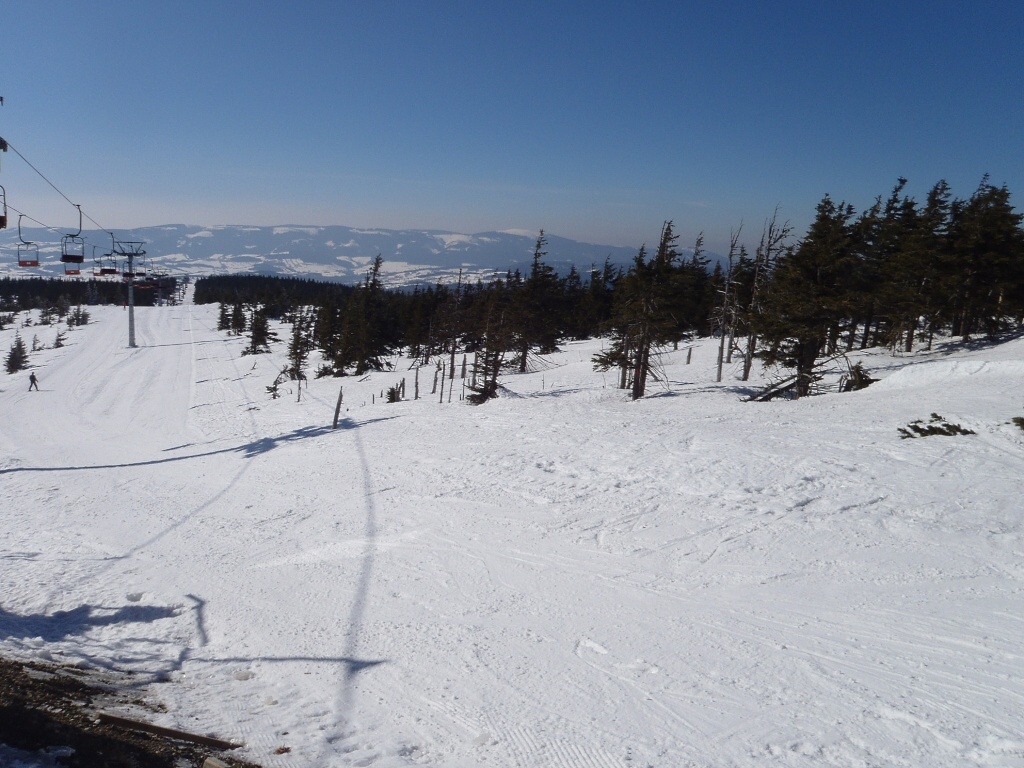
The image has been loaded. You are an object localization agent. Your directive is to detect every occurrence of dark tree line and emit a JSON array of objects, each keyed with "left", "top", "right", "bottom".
[
  {"left": 749, "top": 177, "right": 1024, "bottom": 396},
  {"left": 0, "top": 276, "right": 176, "bottom": 311},
  {"left": 195, "top": 178, "right": 1024, "bottom": 402},
  {"left": 195, "top": 236, "right": 655, "bottom": 399}
]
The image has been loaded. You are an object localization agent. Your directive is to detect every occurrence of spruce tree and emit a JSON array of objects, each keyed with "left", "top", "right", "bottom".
[
  {"left": 733, "top": 211, "right": 790, "bottom": 380},
  {"left": 217, "top": 302, "right": 231, "bottom": 331},
  {"left": 593, "top": 222, "right": 687, "bottom": 399},
  {"left": 466, "top": 278, "right": 515, "bottom": 403},
  {"left": 230, "top": 302, "right": 247, "bottom": 335},
  {"left": 243, "top": 305, "right": 276, "bottom": 355},
  {"left": 510, "top": 231, "right": 563, "bottom": 372},
  {"left": 756, "top": 195, "right": 857, "bottom": 397},
  {"left": 334, "top": 255, "right": 392, "bottom": 375},
  {"left": 286, "top": 309, "right": 314, "bottom": 380},
  {"left": 5, "top": 334, "right": 29, "bottom": 374},
  {"left": 944, "top": 177, "right": 1024, "bottom": 339}
]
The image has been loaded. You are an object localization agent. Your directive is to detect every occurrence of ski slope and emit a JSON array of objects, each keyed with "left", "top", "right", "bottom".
[{"left": 1, "top": 293, "right": 1023, "bottom": 767}]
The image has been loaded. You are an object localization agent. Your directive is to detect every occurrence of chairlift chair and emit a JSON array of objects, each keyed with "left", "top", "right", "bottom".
[
  {"left": 17, "top": 241, "right": 39, "bottom": 267},
  {"left": 134, "top": 254, "right": 149, "bottom": 278},
  {"left": 16, "top": 214, "right": 39, "bottom": 267},
  {"left": 0, "top": 184, "right": 7, "bottom": 229},
  {"left": 91, "top": 246, "right": 112, "bottom": 276},
  {"left": 93, "top": 236, "right": 119, "bottom": 275},
  {"left": 60, "top": 205, "right": 85, "bottom": 268}
]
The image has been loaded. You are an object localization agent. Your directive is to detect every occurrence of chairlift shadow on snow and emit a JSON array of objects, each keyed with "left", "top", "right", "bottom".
[
  {"left": 186, "top": 655, "right": 387, "bottom": 676},
  {"left": 142, "top": 339, "right": 221, "bottom": 349},
  {"left": 0, "top": 602, "right": 180, "bottom": 643},
  {"left": 0, "top": 419, "right": 397, "bottom": 475},
  {"left": 1, "top": 420, "right": 391, "bottom": 694},
  {"left": 147, "top": 594, "right": 387, "bottom": 688},
  {"left": 238, "top": 425, "right": 333, "bottom": 457},
  {"left": 334, "top": 414, "right": 400, "bottom": 431}
]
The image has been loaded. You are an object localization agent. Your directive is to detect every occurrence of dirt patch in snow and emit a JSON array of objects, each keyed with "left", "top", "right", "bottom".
[{"left": 0, "top": 655, "right": 262, "bottom": 767}]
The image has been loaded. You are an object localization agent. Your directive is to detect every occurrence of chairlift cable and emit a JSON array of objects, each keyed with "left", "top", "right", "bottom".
[
  {"left": 0, "top": 129, "right": 174, "bottom": 283},
  {"left": 4, "top": 200, "right": 60, "bottom": 235},
  {"left": 1, "top": 138, "right": 111, "bottom": 234}
]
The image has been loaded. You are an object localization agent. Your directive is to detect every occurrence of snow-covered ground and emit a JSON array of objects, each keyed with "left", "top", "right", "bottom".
[{"left": 1, "top": 292, "right": 1023, "bottom": 767}]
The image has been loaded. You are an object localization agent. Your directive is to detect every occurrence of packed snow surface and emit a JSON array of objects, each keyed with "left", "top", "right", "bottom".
[{"left": 1, "top": 293, "right": 1023, "bottom": 767}]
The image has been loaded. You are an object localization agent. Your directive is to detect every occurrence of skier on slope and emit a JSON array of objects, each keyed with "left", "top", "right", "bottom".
[{"left": 28, "top": 372, "right": 39, "bottom": 391}]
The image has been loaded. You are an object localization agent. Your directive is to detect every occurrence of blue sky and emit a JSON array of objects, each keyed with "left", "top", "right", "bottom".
[{"left": 2, "top": 0, "right": 1022, "bottom": 254}]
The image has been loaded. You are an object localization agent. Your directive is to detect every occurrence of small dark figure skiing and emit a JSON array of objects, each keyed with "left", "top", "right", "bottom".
[{"left": 28, "top": 372, "right": 39, "bottom": 391}]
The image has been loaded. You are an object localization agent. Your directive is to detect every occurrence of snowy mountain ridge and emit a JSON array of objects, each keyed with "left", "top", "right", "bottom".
[{"left": 0, "top": 224, "right": 653, "bottom": 286}]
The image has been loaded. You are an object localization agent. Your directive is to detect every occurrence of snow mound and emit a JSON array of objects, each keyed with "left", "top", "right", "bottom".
[{"left": 875, "top": 359, "right": 1024, "bottom": 390}]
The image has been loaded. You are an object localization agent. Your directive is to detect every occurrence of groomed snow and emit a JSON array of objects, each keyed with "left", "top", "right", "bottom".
[{"left": 1, "top": 292, "right": 1023, "bottom": 767}]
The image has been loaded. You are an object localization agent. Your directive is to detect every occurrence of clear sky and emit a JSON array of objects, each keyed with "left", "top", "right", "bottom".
[{"left": 1, "top": 0, "right": 1022, "bottom": 254}]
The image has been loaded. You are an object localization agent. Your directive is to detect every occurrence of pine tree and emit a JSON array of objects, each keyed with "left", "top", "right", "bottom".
[
  {"left": 877, "top": 180, "right": 951, "bottom": 352},
  {"left": 756, "top": 195, "right": 857, "bottom": 397},
  {"left": 230, "top": 302, "right": 247, "bottom": 336},
  {"left": 466, "top": 279, "right": 515, "bottom": 404},
  {"left": 733, "top": 210, "right": 790, "bottom": 380},
  {"left": 593, "top": 222, "right": 686, "bottom": 399},
  {"left": 510, "top": 231, "right": 563, "bottom": 372},
  {"left": 334, "top": 255, "right": 393, "bottom": 375},
  {"left": 944, "top": 177, "right": 1024, "bottom": 339},
  {"left": 217, "top": 302, "right": 231, "bottom": 331},
  {"left": 847, "top": 178, "right": 915, "bottom": 350},
  {"left": 286, "top": 309, "right": 314, "bottom": 381},
  {"left": 5, "top": 334, "right": 29, "bottom": 374},
  {"left": 243, "top": 305, "right": 276, "bottom": 355}
]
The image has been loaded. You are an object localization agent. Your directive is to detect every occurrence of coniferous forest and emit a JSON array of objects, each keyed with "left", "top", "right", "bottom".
[
  {"left": 193, "top": 178, "right": 1024, "bottom": 401},
  {"left": 5, "top": 177, "right": 1019, "bottom": 401}
]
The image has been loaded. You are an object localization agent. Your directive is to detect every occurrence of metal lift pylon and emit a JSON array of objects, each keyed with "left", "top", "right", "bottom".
[{"left": 114, "top": 239, "right": 146, "bottom": 348}]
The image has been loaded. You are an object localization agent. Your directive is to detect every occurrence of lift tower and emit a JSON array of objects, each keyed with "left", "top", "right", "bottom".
[{"left": 115, "top": 240, "right": 146, "bottom": 348}]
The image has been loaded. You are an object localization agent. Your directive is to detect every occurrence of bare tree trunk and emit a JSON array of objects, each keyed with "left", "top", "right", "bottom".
[
  {"left": 859, "top": 301, "right": 874, "bottom": 349},
  {"left": 619, "top": 338, "right": 631, "bottom": 389},
  {"left": 716, "top": 327, "right": 726, "bottom": 383},
  {"left": 795, "top": 339, "right": 820, "bottom": 398},
  {"left": 741, "top": 334, "right": 757, "bottom": 381},
  {"left": 631, "top": 333, "right": 650, "bottom": 400}
]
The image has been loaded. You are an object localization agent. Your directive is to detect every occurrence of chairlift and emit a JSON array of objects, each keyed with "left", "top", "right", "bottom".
[
  {"left": 114, "top": 239, "right": 146, "bottom": 280},
  {"left": 60, "top": 204, "right": 85, "bottom": 267},
  {"left": 0, "top": 184, "right": 7, "bottom": 229},
  {"left": 94, "top": 233, "right": 119, "bottom": 275},
  {"left": 133, "top": 253, "right": 149, "bottom": 278},
  {"left": 91, "top": 245, "right": 117, "bottom": 276},
  {"left": 16, "top": 214, "right": 39, "bottom": 267}
]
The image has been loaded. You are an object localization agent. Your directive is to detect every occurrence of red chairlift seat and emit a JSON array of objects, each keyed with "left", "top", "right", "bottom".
[
  {"left": 98, "top": 234, "right": 120, "bottom": 275},
  {"left": 18, "top": 246, "right": 40, "bottom": 267},
  {"left": 16, "top": 216, "right": 39, "bottom": 266}
]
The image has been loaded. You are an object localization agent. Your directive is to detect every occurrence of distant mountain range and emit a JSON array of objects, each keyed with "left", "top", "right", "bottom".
[{"left": 0, "top": 224, "right": 680, "bottom": 287}]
